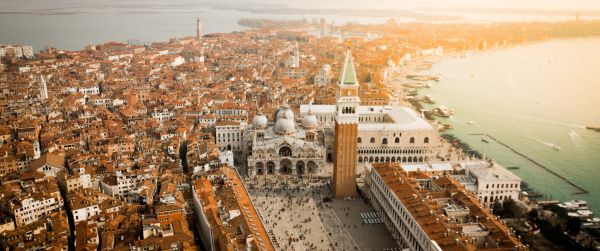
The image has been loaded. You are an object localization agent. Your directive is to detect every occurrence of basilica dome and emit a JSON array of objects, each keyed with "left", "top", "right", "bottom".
[
  {"left": 275, "top": 111, "right": 296, "bottom": 135},
  {"left": 302, "top": 113, "right": 318, "bottom": 129},
  {"left": 252, "top": 111, "right": 268, "bottom": 129},
  {"left": 275, "top": 105, "right": 295, "bottom": 121}
]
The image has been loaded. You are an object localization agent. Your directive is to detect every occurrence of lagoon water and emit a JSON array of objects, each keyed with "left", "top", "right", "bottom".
[
  {"left": 419, "top": 38, "right": 600, "bottom": 213},
  {"left": 1, "top": 0, "right": 598, "bottom": 51}
]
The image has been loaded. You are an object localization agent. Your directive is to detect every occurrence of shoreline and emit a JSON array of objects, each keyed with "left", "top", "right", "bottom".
[
  {"left": 404, "top": 40, "right": 598, "bottom": 211},
  {"left": 439, "top": 35, "right": 600, "bottom": 60}
]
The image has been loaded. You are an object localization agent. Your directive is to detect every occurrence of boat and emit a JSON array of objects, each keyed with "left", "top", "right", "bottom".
[
  {"left": 527, "top": 192, "right": 544, "bottom": 198},
  {"left": 481, "top": 138, "right": 489, "bottom": 143},
  {"left": 404, "top": 82, "right": 429, "bottom": 88},
  {"left": 548, "top": 143, "right": 561, "bottom": 151},
  {"left": 422, "top": 95, "right": 436, "bottom": 104},
  {"left": 406, "top": 73, "right": 441, "bottom": 81},
  {"left": 466, "top": 121, "right": 475, "bottom": 125},
  {"left": 507, "top": 166, "right": 520, "bottom": 170},
  {"left": 433, "top": 106, "right": 453, "bottom": 117},
  {"left": 586, "top": 126, "right": 600, "bottom": 132}
]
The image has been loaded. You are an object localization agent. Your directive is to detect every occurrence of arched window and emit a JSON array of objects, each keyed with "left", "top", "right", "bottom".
[
  {"left": 424, "top": 137, "right": 429, "bottom": 144},
  {"left": 382, "top": 138, "right": 388, "bottom": 145},
  {"left": 395, "top": 137, "right": 400, "bottom": 143},
  {"left": 279, "top": 146, "right": 292, "bottom": 157},
  {"left": 409, "top": 137, "right": 415, "bottom": 144},
  {"left": 358, "top": 137, "right": 362, "bottom": 143},
  {"left": 370, "top": 137, "right": 375, "bottom": 143}
]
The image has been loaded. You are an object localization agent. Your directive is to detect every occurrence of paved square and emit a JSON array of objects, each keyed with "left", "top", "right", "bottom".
[{"left": 244, "top": 172, "right": 398, "bottom": 251}]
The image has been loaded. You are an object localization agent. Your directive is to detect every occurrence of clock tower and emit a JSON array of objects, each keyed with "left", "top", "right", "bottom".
[{"left": 333, "top": 50, "right": 360, "bottom": 197}]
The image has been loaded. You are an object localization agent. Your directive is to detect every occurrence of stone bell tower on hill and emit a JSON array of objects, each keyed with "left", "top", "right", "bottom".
[{"left": 332, "top": 50, "right": 360, "bottom": 197}]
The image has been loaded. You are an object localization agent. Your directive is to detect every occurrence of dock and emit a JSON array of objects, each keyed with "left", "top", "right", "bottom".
[{"left": 470, "top": 133, "right": 589, "bottom": 195}]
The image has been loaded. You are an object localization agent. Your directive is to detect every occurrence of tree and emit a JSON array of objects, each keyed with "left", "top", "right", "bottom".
[
  {"left": 504, "top": 198, "right": 527, "bottom": 222},
  {"left": 528, "top": 208, "right": 539, "bottom": 220},
  {"left": 492, "top": 200, "right": 505, "bottom": 216}
]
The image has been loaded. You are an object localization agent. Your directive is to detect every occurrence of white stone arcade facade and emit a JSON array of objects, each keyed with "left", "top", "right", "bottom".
[{"left": 247, "top": 138, "right": 325, "bottom": 176}]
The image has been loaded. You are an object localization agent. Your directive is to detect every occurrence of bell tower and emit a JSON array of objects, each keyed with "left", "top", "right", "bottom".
[
  {"left": 196, "top": 17, "right": 202, "bottom": 41},
  {"left": 39, "top": 75, "right": 48, "bottom": 101},
  {"left": 332, "top": 50, "right": 360, "bottom": 197}
]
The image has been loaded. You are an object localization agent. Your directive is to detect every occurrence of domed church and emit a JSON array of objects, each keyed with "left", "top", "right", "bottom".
[{"left": 244, "top": 105, "right": 327, "bottom": 176}]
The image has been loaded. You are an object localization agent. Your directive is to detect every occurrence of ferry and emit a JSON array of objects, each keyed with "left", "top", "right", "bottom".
[
  {"left": 586, "top": 126, "right": 600, "bottom": 132},
  {"left": 481, "top": 138, "right": 489, "bottom": 143}
]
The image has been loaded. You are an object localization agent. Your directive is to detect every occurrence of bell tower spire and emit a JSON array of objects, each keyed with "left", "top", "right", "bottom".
[{"left": 332, "top": 49, "right": 360, "bottom": 197}]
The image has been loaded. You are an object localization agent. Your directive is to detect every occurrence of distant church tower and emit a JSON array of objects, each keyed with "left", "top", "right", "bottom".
[
  {"left": 196, "top": 17, "right": 202, "bottom": 41},
  {"left": 292, "top": 41, "right": 300, "bottom": 68},
  {"left": 39, "top": 75, "right": 48, "bottom": 101},
  {"left": 332, "top": 50, "right": 360, "bottom": 197}
]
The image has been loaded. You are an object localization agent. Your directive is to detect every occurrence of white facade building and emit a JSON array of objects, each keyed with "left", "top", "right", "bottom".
[
  {"left": 456, "top": 160, "right": 521, "bottom": 207},
  {"left": 100, "top": 171, "right": 153, "bottom": 198},
  {"left": 215, "top": 121, "right": 246, "bottom": 153},
  {"left": 300, "top": 104, "right": 450, "bottom": 164},
  {"left": 12, "top": 193, "right": 64, "bottom": 227},
  {"left": 151, "top": 109, "right": 175, "bottom": 122},
  {"left": 71, "top": 202, "right": 100, "bottom": 223},
  {"left": 0, "top": 45, "right": 34, "bottom": 59},
  {"left": 78, "top": 86, "right": 100, "bottom": 95},
  {"left": 314, "top": 64, "right": 332, "bottom": 86}
]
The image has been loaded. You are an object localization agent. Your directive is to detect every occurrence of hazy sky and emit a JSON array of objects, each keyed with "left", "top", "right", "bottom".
[
  {"left": 2, "top": 0, "right": 600, "bottom": 11},
  {"left": 288, "top": 0, "right": 600, "bottom": 10}
]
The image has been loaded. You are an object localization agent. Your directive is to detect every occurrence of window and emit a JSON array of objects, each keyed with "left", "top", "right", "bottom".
[
  {"left": 395, "top": 137, "right": 400, "bottom": 143},
  {"left": 279, "top": 146, "right": 292, "bottom": 157},
  {"left": 382, "top": 138, "right": 388, "bottom": 144},
  {"left": 424, "top": 137, "right": 429, "bottom": 144},
  {"left": 409, "top": 137, "right": 415, "bottom": 144},
  {"left": 357, "top": 137, "right": 362, "bottom": 143},
  {"left": 370, "top": 137, "right": 375, "bottom": 143}
]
